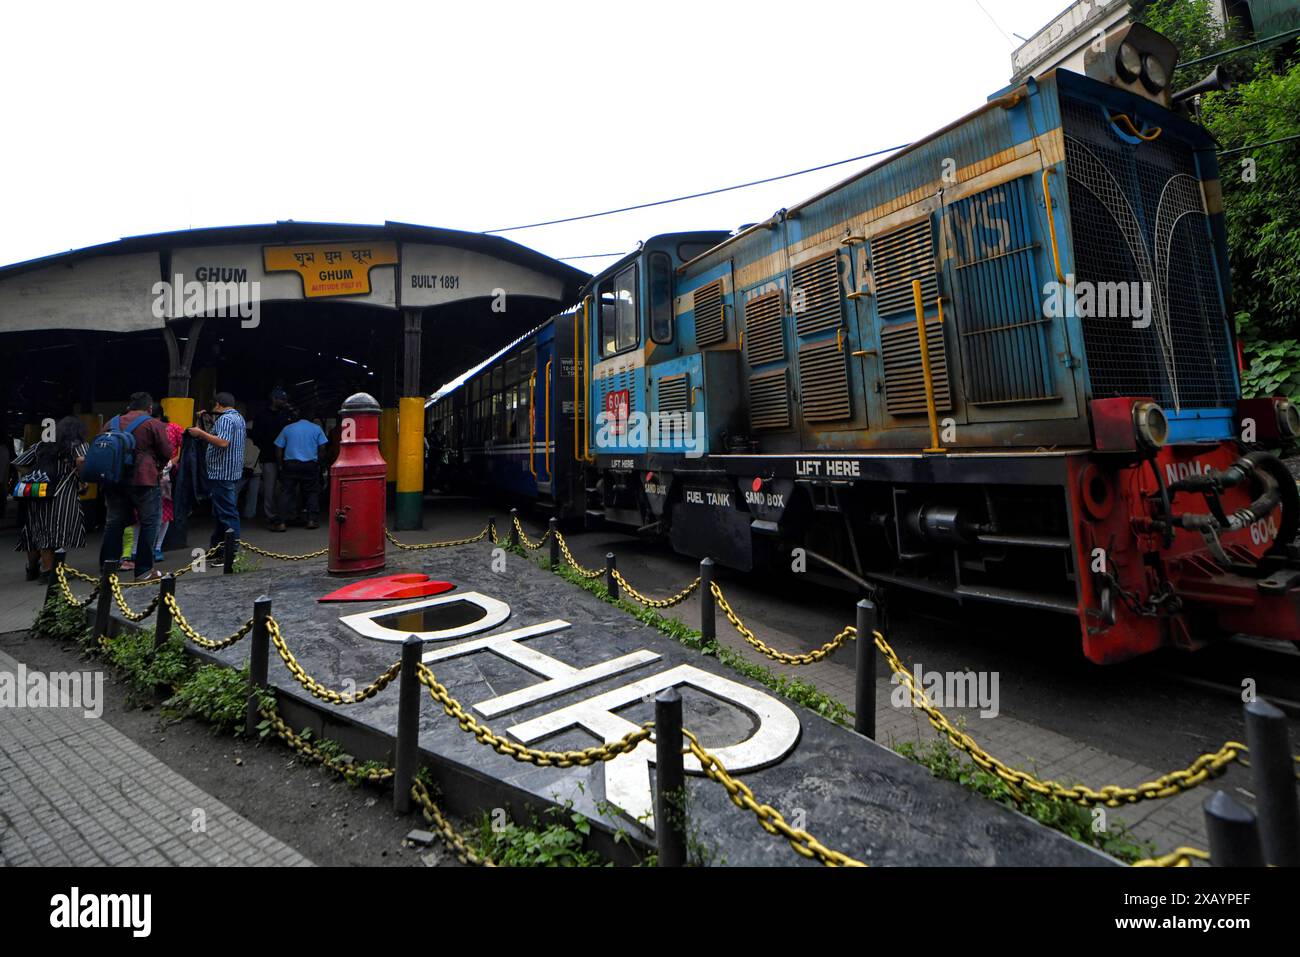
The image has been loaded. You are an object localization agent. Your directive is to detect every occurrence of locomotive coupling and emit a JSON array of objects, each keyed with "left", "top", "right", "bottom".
[{"left": 1163, "top": 451, "right": 1285, "bottom": 535}]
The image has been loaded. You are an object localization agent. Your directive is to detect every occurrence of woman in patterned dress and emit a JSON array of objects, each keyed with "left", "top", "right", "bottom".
[{"left": 14, "top": 416, "right": 87, "bottom": 583}]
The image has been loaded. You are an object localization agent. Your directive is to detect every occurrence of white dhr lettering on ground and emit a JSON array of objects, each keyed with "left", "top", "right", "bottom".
[{"left": 340, "top": 595, "right": 800, "bottom": 829}]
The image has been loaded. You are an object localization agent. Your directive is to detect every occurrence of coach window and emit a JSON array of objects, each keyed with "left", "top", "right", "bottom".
[{"left": 649, "top": 252, "right": 673, "bottom": 343}]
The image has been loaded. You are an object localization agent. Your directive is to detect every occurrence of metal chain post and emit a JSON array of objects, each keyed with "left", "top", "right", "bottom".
[
  {"left": 655, "top": 688, "right": 687, "bottom": 867},
  {"left": 699, "top": 558, "right": 715, "bottom": 642},
  {"left": 153, "top": 574, "right": 176, "bottom": 650},
  {"left": 1204, "top": 790, "right": 1264, "bottom": 867},
  {"left": 394, "top": 634, "right": 424, "bottom": 815},
  {"left": 94, "top": 560, "right": 118, "bottom": 642},
  {"left": 606, "top": 553, "right": 618, "bottom": 599},
  {"left": 855, "top": 598, "right": 877, "bottom": 739},
  {"left": 245, "top": 596, "right": 271, "bottom": 736},
  {"left": 223, "top": 529, "right": 236, "bottom": 574},
  {"left": 549, "top": 518, "right": 559, "bottom": 570},
  {"left": 1244, "top": 698, "right": 1300, "bottom": 866},
  {"left": 509, "top": 508, "right": 520, "bottom": 548}
]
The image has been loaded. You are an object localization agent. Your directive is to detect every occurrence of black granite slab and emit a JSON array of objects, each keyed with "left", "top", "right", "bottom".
[{"left": 155, "top": 545, "right": 1115, "bottom": 867}]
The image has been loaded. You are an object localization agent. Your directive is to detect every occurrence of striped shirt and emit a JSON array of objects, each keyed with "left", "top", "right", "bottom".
[{"left": 205, "top": 409, "right": 246, "bottom": 482}]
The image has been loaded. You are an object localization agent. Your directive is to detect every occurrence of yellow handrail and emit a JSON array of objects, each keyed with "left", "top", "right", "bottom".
[
  {"left": 912, "top": 279, "right": 945, "bottom": 453},
  {"left": 573, "top": 301, "right": 584, "bottom": 462},
  {"left": 1041, "top": 168, "right": 1065, "bottom": 284},
  {"left": 1110, "top": 113, "right": 1162, "bottom": 142},
  {"left": 528, "top": 370, "right": 537, "bottom": 479},
  {"left": 582, "top": 297, "right": 593, "bottom": 462},
  {"left": 543, "top": 358, "right": 552, "bottom": 479}
]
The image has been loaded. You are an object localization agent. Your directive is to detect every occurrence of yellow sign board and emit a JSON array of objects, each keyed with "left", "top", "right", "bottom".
[{"left": 263, "top": 241, "right": 399, "bottom": 298}]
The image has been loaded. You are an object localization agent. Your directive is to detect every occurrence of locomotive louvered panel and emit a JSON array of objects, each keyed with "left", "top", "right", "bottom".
[
  {"left": 947, "top": 178, "right": 1057, "bottom": 405},
  {"left": 880, "top": 320, "right": 953, "bottom": 416},
  {"left": 657, "top": 374, "right": 689, "bottom": 416},
  {"left": 744, "top": 290, "right": 785, "bottom": 366},
  {"left": 748, "top": 368, "right": 790, "bottom": 431},
  {"left": 693, "top": 280, "right": 726, "bottom": 348},
  {"left": 797, "top": 340, "right": 851, "bottom": 423},
  {"left": 872, "top": 219, "right": 938, "bottom": 317},
  {"left": 791, "top": 253, "right": 843, "bottom": 338}
]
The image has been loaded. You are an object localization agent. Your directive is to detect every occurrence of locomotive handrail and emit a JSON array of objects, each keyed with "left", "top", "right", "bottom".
[
  {"left": 1110, "top": 113, "right": 1162, "bottom": 142},
  {"left": 543, "top": 358, "right": 552, "bottom": 479},
  {"left": 582, "top": 296, "right": 594, "bottom": 462},
  {"left": 528, "top": 370, "right": 537, "bottom": 479},
  {"left": 1041, "top": 167, "right": 1066, "bottom": 284},
  {"left": 912, "top": 279, "right": 946, "bottom": 453}
]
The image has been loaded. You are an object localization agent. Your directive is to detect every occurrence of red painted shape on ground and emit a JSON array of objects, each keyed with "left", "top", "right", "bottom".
[{"left": 318, "top": 574, "right": 455, "bottom": 602}]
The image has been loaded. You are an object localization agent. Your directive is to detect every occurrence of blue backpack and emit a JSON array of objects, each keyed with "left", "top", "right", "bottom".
[{"left": 82, "top": 414, "right": 149, "bottom": 485}]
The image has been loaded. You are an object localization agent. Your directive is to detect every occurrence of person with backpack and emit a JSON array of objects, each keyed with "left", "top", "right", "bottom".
[
  {"left": 88, "top": 392, "right": 173, "bottom": 581},
  {"left": 186, "top": 392, "right": 245, "bottom": 567},
  {"left": 12, "top": 416, "right": 88, "bottom": 583}
]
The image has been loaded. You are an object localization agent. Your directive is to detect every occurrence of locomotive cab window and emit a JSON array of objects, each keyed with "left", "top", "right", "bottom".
[
  {"left": 649, "top": 252, "right": 673, "bottom": 343},
  {"left": 600, "top": 263, "right": 639, "bottom": 357}
]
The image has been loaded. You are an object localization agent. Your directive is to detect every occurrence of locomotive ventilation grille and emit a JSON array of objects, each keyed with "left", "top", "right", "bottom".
[
  {"left": 657, "top": 374, "right": 689, "bottom": 416},
  {"left": 872, "top": 218, "right": 939, "bottom": 317},
  {"left": 749, "top": 368, "right": 791, "bottom": 431},
  {"left": 791, "top": 252, "right": 843, "bottom": 337},
  {"left": 744, "top": 289, "right": 786, "bottom": 366},
  {"left": 798, "top": 340, "right": 851, "bottom": 422},
  {"left": 693, "top": 279, "right": 727, "bottom": 348},
  {"left": 880, "top": 320, "right": 953, "bottom": 416},
  {"left": 1061, "top": 97, "right": 1235, "bottom": 411}
]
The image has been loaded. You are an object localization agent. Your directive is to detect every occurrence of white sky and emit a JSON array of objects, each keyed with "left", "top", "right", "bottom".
[{"left": 0, "top": 0, "right": 1064, "bottom": 273}]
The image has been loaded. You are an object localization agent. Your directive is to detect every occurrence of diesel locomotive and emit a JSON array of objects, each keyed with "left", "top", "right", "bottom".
[{"left": 429, "top": 22, "right": 1300, "bottom": 663}]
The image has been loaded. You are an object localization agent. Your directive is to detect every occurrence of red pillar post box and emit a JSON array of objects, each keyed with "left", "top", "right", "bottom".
[{"left": 329, "top": 392, "right": 387, "bottom": 574}]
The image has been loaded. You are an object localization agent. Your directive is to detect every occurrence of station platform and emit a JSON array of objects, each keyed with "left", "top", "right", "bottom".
[{"left": 101, "top": 533, "right": 1115, "bottom": 867}]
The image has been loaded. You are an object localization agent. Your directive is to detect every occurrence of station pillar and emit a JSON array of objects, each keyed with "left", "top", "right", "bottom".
[
  {"left": 379, "top": 407, "right": 399, "bottom": 501},
  {"left": 395, "top": 307, "right": 424, "bottom": 530},
  {"left": 161, "top": 397, "right": 195, "bottom": 428}
]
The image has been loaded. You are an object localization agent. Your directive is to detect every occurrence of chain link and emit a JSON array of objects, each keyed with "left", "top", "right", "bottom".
[
  {"left": 259, "top": 702, "right": 394, "bottom": 784},
  {"left": 611, "top": 570, "right": 701, "bottom": 608},
  {"left": 163, "top": 592, "right": 254, "bottom": 650},
  {"left": 511, "top": 516, "right": 552, "bottom": 550},
  {"left": 871, "top": 626, "right": 1246, "bottom": 806},
  {"left": 552, "top": 530, "right": 605, "bottom": 578},
  {"left": 1131, "top": 846, "right": 1210, "bottom": 867},
  {"left": 267, "top": 616, "right": 401, "bottom": 705},
  {"left": 238, "top": 540, "right": 327, "bottom": 561},
  {"left": 385, "top": 525, "right": 490, "bottom": 551},
  {"left": 417, "top": 662, "right": 651, "bottom": 766},
  {"left": 108, "top": 574, "right": 161, "bottom": 622},
  {"left": 410, "top": 778, "right": 495, "bottom": 867},
  {"left": 710, "top": 582, "right": 856, "bottom": 665},
  {"left": 54, "top": 564, "right": 99, "bottom": 608},
  {"left": 682, "top": 729, "right": 866, "bottom": 867}
]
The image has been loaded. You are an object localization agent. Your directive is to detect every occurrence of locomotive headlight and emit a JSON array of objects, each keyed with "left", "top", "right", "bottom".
[
  {"left": 1141, "top": 53, "right": 1170, "bottom": 93},
  {"left": 1117, "top": 42, "right": 1143, "bottom": 82},
  {"left": 1277, "top": 399, "right": 1300, "bottom": 440},
  {"left": 1133, "top": 401, "right": 1169, "bottom": 449}
]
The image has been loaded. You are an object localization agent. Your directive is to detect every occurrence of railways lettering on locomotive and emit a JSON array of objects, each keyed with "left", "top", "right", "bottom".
[{"left": 429, "top": 22, "right": 1300, "bottom": 664}]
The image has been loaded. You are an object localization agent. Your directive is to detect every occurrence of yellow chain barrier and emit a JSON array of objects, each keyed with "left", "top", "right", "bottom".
[
  {"left": 54, "top": 564, "right": 99, "bottom": 608},
  {"left": 612, "top": 570, "right": 701, "bottom": 609},
  {"left": 710, "top": 582, "right": 856, "bottom": 665},
  {"left": 682, "top": 729, "right": 866, "bottom": 867},
  {"left": 410, "top": 779, "right": 495, "bottom": 867},
  {"left": 238, "top": 540, "right": 327, "bottom": 561},
  {"left": 258, "top": 702, "right": 394, "bottom": 784},
  {"left": 385, "top": 525, "right": 491, "bottom": 550},
  {"left": 163, "top": 592, "right": 254, "bottom": 651},
  {"left": 107, "top": 574, "right": 161, "bottom": 622},
  {"left": 871, "top": 626, "right": 1246, "bottom": 806},
  {"left": 511, "top": 515, "right": 552, "bottom": 550},
  {"left": 417, "top": 662, "right": 651, "bottom": 766},
  {"left": 552, "top": 530, "right": 604, "bottom": 579},
  {"left": 267, "top": 616, "right": 401, "bottom": 705},
  {"left": 1132, "top": 846, "right": 1210, "bottom": 867}
]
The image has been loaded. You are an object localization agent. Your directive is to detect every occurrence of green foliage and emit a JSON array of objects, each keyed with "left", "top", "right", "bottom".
[
  {"left": 896, "top": 737, "right": 1152, "bottom": 863},
  {"left": 231, "top": 551, "right": 259, "bottom": 574},
  {"left": 1134, "top": 0, "right": 1243, "bottom": 66},
  {"left": 101, "top": 631, "right": 192, "bottom": 705},
  {"left": 1238, "top": 313, "right": 1300, "bottom": 402},
  {"left": 544, "top": 556, "right": 853, "bottom": 725},
  {"left": 31, "top": 597, "right": 90, "bottom": 645},
  {"left": 164, "top": 662, "right": 252, "bottom": 733},
  {"left": 474, "top": 801, "right": 605, "bottom": 867}
]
